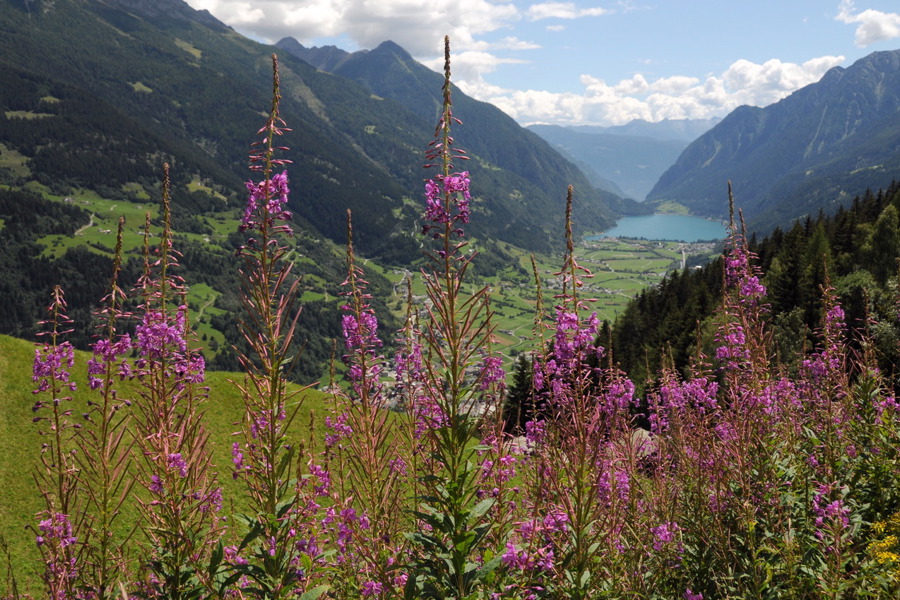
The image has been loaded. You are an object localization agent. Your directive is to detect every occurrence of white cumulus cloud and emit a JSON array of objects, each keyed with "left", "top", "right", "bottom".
[
  {"left": 836, "top": 0, "right": 900, "bottom": 47},
  {"left": 185, "top": 0, "right": 520, "bottom": 56},
  {"left": 481, "top": 55, "right": 845, "bottom": 126},
  {"left": 183, "top": 0, "right": 851, "bottom": 127},
  {"left": 526, "top": 2, "right": 611, "bottom": 20}
]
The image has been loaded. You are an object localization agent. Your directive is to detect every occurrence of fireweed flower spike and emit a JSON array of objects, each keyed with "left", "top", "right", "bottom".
[
  {"left": 129, "top": 164, "right": 221, "bottom": 599},
  {"left": 404, "top": 36, "right": 506, "bottom": 599},
  {"left": 230, "top": 55, "right": 327, "bottom": 600},
  {"left": 241, "top": 54, "right": 293, "bottom": 239},
  {"left": 330, "top": 210, "right": 410, "bottom": 593},
  {"left": 32, "top": 286, "right": 82, "bottom": 600},
  {"left": 78, "top": 217, "right": 137, "bottom": 598}
]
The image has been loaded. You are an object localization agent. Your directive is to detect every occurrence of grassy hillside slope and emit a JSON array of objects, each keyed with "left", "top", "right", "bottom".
[{"left": 0, "top": 334, "right": 329, "bottom": 594}]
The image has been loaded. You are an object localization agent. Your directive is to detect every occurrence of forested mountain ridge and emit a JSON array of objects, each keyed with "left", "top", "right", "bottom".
[
  {"left": 1, "top": 0, "right": 624, "bottom": 257},
  {"left": 612, "top": 182, "right": 900, "bottom": 388},
  {"left": 647, "top": 50, "right": 900, "bottom": 234},
  {"left": 0, "top": 0, "right": 634, "bottom": 381},
  {"left": 276, "top": 37, "right": 639, "bottom": 227}
]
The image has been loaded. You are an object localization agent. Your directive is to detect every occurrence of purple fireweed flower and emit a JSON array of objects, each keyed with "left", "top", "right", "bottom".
[
  {"left": 812, "top": 483, "right": 850, "bottom": 543},
  {"left": 134, "top": 308, "right": 188, "bottom": 360},
  {"left": 241, "top": 171, "right": 292, "bottom": 234},
  {"left": 659, "top": 377, "right": 719, "bottom": 415},
  {"left": 361, "top": 581, "right": 383, "bottom": 597},
  {"left": 598, "top": 466, "right": 631, "bottom": 505},
  {"left": 200, "top": 487, "right": 223, "bottom": 514},
  {"left": 604, "top": 377, "right": 636, "bottom": 414},
  {"left": 651, "top": 521, "right": 680, "bottom": 552},
  {"left": 715, "top": 323, "right": 750, "bottom": 369},
  {"left": 324, "top": 412, "right": 353, "bottom": 448},
  {"left": 36, "top": 513, "right": 77, "bottom": 549},
  {"left": 534, "top": 308, "right": 603, "bottom": 396},
  {"left": 501, "top": 542, "right": 555, "bottom": 572},
  {"left": 524, "top": 420, "right": 546, "bottom": 445},
  {"left": 395, "top": 336, "right": 423, "bottom": 381},
  {"left": 87, "top": 334, "right": 132, "bottom": 390},
  {"left": 875, "top": 395, "right": 899, "bottom": 423},
  {"left": 231, "top": 442, "right": 245, "bottom": 479},
  {"left": 35, "top": 512, "right": 79, "bottom": 600},
  {"left": 389, "top": 457, "right": 408, "bottom": 476},
  {"left": 174, "top": 353, "right": 206, "bottom": 384},
  {"left": 553, "top": 309, "right": 594, "bottom": 362},
  {"left": 341, "top": 311, "right": 382, "bottom": 351},
  {"left": 224, "top": 545, "right": 249, "bottom": 566},
  {"left": 685, "top": 589, "right": 704, "bottom": 600},
  {"left": 307, "top": 463, "right": 331, "bottom": 496},
  {"left": 167, "top": 453, "right": 188, "bottom": 477},
  {"left": 724, "top": 246, "right": 766, "bottom": 302},
  {"left": 33, "top": 342, "right": 77, "bottom": 394},
  {"left": 479, "top": 355, "right": 505, "bottom": 391},
  {"left": 414, "top": 396, "right": 448, "bottom": 438},
  {"left": 421, "top": 171, "right": 471, "bottom": 237},
  {"left": 543, "top": 510, "right": 569, "bottom": 533}
]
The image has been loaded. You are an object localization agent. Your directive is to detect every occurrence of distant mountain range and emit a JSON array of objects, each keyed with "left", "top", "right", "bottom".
[
  {"left": 526, "top": 120, "right": 718, "bottom": 201},
  {"left": 647, "top": 50, "right": 900, "bottom": 233},
  {"left": 273, "top": 39, "right": 718, "bottom": 205},
  {"left": 0, "top": 0, "right": 644, "bottom": 382}
]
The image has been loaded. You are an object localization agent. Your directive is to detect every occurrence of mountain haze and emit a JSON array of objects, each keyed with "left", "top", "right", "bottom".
[
  {"left": 647, "top": 50, "right": 900, "bottom": 233},
  {"left": 527, "top": 124, "right": 696, "bottom": 201}
]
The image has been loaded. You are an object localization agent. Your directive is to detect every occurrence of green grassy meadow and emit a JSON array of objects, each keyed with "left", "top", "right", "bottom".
[{"left": 0, "top": 334, "right": 330, "bottom": 594}]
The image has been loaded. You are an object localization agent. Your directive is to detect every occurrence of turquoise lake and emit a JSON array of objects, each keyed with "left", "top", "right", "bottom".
[{"left": 587, "top": 213, "right": 727, "bottom": 242}]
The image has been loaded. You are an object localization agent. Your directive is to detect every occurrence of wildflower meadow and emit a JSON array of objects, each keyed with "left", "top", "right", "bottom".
[{"left": 13, "top": 38, "right": 900, "bottom": 599}]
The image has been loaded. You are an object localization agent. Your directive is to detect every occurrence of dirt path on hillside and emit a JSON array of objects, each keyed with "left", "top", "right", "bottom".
[
  {"left": 195, "top": 295, "right": 216, "bottom": 322},
  {"left": 74, "top": 214, "right": 94, "bottom": 236}
]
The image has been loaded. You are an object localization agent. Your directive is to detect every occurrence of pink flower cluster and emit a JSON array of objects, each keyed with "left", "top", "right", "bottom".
[
  {"left": 36, "top": 512, "right": 77, "bottom": 548},
  {"left": 715, "top": 323, "right": 750, "bottom": 369},
  {"left": 502, "top": 510, "right": 569, "bottom": 572},
  {"left": 134, "top": 308, "right": 188, "bottom": 360},
  {"left": 479, "top": 355, "right": 505, "bottom": 391},
  {"left": 32, "top": 342, "right": 76, "bottom": 395},
  {"left": 241, "top": 171, "right": 292, "bottom": 234},
  {"left": 341, "top": 311, "right": 381, "bottom": 353},
  {"left": 86, "top": 334, "right": 132, "bottom": 389},
  {"left": 650, "top": 521, "right": 681, "bottom": 553},
  {"left": 35, "top": 512, "right": 79, "bottom": 600},
  {"left": 812, "top": 484, "right": 850, "bottom": 541},
  {"left": 725, "top": 246, "right": 766, "bottom": 305},
  {"left": 422, "top": 171, "right": 471, "bottom": 238},
  {"left": 324, "top": 412, "right": 354, "bottom": 448}
]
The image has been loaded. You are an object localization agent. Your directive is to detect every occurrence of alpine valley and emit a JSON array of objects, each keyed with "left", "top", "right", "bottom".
[
  {"left": 0, "top": 0, "right": 638, "bottom": 381},
  {"left": 4, "top": 0, "right": 900, "bottom": 387}
]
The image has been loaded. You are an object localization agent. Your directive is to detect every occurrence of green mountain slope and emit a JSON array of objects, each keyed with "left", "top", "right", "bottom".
[
  {"left": 647, "top": 50, "right": 900, "bottom": 233},
  {"left": 277, "top": 38, "right": 634, "bottom": 240},
  {"left": 1, "top": 0, "right": 626, "bottom": 257},
  {"left": 0, "top": 0, "right": 635, "bottom": 381}
]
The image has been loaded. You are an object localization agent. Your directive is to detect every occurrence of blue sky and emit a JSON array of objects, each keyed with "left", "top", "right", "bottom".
[{"left": 184, "top": 0, "right": 900, "bottom": 126}]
